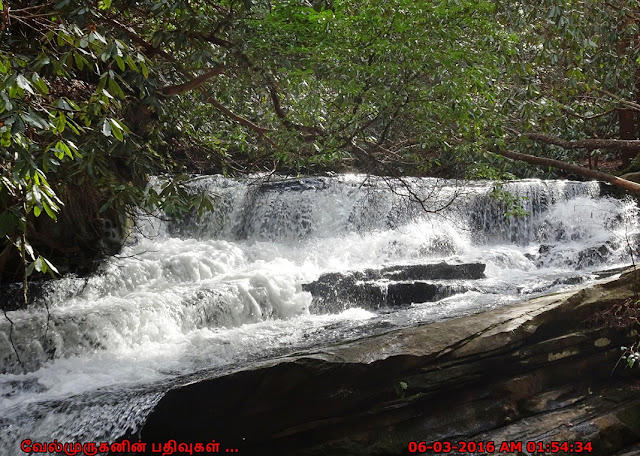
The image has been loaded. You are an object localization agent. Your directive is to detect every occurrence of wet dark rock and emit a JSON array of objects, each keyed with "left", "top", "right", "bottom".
[
  {"left": 380, "top": 262, "right": 485, "bottom": 281},
  {"left": 576, "top": 244, "right": 612, "bottom": 268},
  {"left": 529, "top": 241, "right": 620, "bottom": 270},
  {"left": 0, "top": 276, "right": 88, "bottom": 311},
  {"left": 539, "top": 244, "right": 552, "bottom": 254},
  {"left": 258, "top": 177, "right": 330, "bottom": 193},
  {"left": 302, "top": 262, "right": 484, "bottom": 312},
  {"left": 130, "top": 271, "right": 640, "bottom": 456},
  {"left": 517, "top": 275, "right": 587, "bottom": 295},
  {"left": 0, "top": 282, "right": 46, "bottom": 311},
  {"left": 594, "top": 266, "right": 634, "bottom": 280},
  {"left": 558, "top": 275, "right": 586, "bottom": 286},
  {"left": 386, "top": 282, "right": 438, "bottom": 306},
  {"left": 301, "top": 272, "right": 384, "bottom": 312}
]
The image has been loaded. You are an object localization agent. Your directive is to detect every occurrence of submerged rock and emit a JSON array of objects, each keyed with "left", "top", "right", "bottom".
[{"left": 129, "top": 270, "right": 640, "bottom": 456}]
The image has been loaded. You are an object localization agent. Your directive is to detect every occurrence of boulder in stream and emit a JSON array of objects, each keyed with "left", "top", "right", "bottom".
[{"left": 302, "top": 262, "right": 485, "bottom": 312}]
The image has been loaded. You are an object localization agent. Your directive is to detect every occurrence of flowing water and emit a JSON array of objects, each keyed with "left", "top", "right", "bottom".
[{"left": 0, "top": 175, "right": 638, "bottom": 455}]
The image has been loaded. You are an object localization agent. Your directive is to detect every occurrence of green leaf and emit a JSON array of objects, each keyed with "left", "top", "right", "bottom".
[
  {"left": 102, "top": 119, "right": 112, "bottom": 137},
  {"left": 43, "top": 257, "right": 59, "bottom": 276},
  {"left": 42, "top": 257, "right": 60, "bottom": 274},
  {"left": 109, "top": 118, "right": 124, "bottom": 141},
  {"left": 54, "top": 112, "right": 67, "bottom": 133},
  {"left": 11, "top": 115, "right": 25, "bottom": 134},
  {"left": 22, "top": 240, "right": 35, "bottom": 261},
  {"left": 33, "top": 206, "right": 42, "bottom": 217},
  {"left": 108, "top": 77, "right": 125, "bottom": 98},
  {"left": 73, "top": 52, "right": 85, "bottom": 70},
  {"left": 42, "top": 200, "right": 57, "bottom": 221},
  {"left": 22, "top": 110, "right": 49, "bottom": 130},
  {"left": 31, "top": 74, "right": 49, "bottom": 95},
  {"left": 99, "top": 201, "right": 111, "bottom": 213},
  {"left": 55, "top": 140, "right": 73, "bottom": 158},
  {"left": 115, "top": 55, "right": 126, "bottom": 72},
  {"left": 16, "top": 74, "right": 35, "bottom": 95},
  {"left": 140, "top": 61, "right": 149, "bottom": 78},
  {"left": 125, "top": 56, "right": 138, "bottom": 71}
]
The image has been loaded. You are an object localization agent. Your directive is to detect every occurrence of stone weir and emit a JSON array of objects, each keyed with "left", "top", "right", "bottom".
[{"left": 122, "top": 272, "right": 640, "bottom": 456}]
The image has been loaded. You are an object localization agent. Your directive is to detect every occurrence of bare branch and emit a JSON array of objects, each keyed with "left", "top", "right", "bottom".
[
  {"left": 160, "top": 67, "right": 225, "bottom": 96},
  {"left": 495, "top": 148, "right": 640, "bottom": 194},
  {"left": 103, "top": 16, "right": 177, "bottom": 63},
  {"left": 562, "top": 107, "right": 616, "bottom": 121},
  {"left": 268, "top": 84, "right": 287, "bottom": 119},
  {"left": 526, "top": 133, "right": 640, "bottom": 150},
  {"left": 596, "top": 88, "right": 640, "bottom": 112}
]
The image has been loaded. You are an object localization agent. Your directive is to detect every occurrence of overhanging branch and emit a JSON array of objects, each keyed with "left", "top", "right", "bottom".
[
  {"left": 495, "top": 148, "right": 640, "bottom": 194},
  {"left": 527, "top": 133, "right": 640, "bottom": 150}
]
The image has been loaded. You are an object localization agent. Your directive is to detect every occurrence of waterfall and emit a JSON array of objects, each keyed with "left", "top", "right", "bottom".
[{"left": 0, "top": 175, "right": 637, "bottom": 455}]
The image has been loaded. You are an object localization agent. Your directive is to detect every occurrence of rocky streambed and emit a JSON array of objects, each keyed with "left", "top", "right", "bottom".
[{"left": 117, "top": 270, "right": 640, "bottom": 455}]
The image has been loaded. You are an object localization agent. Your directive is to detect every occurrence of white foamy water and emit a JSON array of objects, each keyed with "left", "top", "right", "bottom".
[{"left": 0, "top": 175, "right": 637, "bottom": 455}]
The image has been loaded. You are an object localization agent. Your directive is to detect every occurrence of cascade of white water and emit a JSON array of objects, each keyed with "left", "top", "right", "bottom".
[{"left": 0, "top": 176, "right": 637, "bottom": 456}]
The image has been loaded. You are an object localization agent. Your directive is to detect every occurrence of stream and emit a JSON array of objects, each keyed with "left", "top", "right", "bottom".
[{"left": 0, "top": 175, "right": 638, "bottom": 455}]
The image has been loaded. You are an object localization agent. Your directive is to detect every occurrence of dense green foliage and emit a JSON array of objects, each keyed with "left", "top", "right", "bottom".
[
  {"left": 496, "top": 1, "right": 640, "bottom": 165},
  {"left": 2, "top": 0, "right": 640, "bottom": 284}
]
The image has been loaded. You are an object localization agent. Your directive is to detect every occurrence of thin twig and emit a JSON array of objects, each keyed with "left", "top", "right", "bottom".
[{"left": 2, "top": 307, "right": 26, "bottom": 373}]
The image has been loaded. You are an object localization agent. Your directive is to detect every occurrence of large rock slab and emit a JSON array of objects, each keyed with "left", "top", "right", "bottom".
[{"left": 124, "top": 271, "right": 640, "bottom": 456}]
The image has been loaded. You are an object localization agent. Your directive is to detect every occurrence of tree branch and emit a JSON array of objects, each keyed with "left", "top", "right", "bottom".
[
  {"left": 267, "top": 84, "right": 325, "bottom": 136},
  {"left": 526, "top": 133, "right": 640, "bottom": 150},
  {"left": 105, "top": 12, "right": 281, "bottom": 146},
  {"left": 160, "top": 67, "right": 225, "bottom": 96},
  {"left": 596, "top": 88, "right": 640, "bottom": 112},
  {"left": 268, "top": 85, "right": 287, "bottom": 119},
  {"left": 198, "top": 88, "right": 276, "bottom": 146},
  {"left": 103, "top": 16, "right": 177, "bottom": 63},
  {"left": 561, "top": 107, "right": 616, "bottom": 121},
  {"left": 204, "top": 32, "right": 232, "bottom": 48},
  {"left": 495, "top": 148, "right": 640, "bottom": 194}
]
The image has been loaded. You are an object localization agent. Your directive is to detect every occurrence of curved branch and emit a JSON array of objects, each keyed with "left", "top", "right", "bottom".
[
  {"left": 160, "top": 67, "right": 225, "bottom": 96},
  {"left": 495, "top": 148, "right": 640, "bottom": 194},
  {"left": 267, "top": 84, "right": 325, "bottom": 136},
  {"left": 199, "top": 88, "right": 276, "bottom": 146}
]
